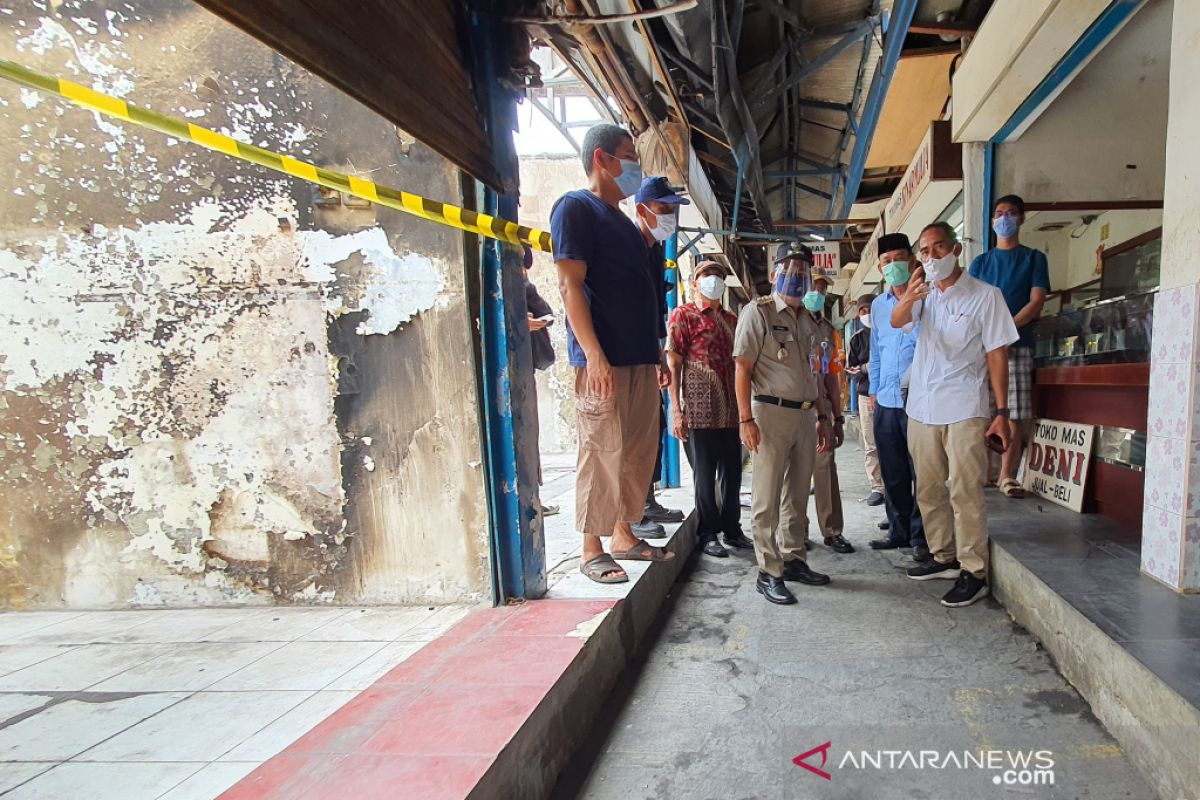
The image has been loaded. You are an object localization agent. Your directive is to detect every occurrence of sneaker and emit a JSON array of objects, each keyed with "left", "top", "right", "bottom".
[
  {"left": 643, "top": 497, "right": 684, "bottom": 524},
  {"left": 866, "top": 490, "right": 885, "bottom": 507},
  {"left": 941, "top": 572, "right": 990, "bottom": 607},
  {"left": 631, "top": 518, "right": 667, "bottom": 539},
  {"left": 906, "top": 559, "right": 960, "bottom": 581}
]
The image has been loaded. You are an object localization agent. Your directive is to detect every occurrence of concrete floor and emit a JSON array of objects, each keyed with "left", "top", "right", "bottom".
[{"left": 564, "top": 429, "right": 1157, "bottom": 800}]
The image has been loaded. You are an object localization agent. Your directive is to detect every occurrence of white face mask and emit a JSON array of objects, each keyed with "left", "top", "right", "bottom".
[
  {"left": 860, "top": 313, "right": 872, "bottom": 329},
  {"left": 643, "top": 208, "right": 677, "bottom": 242},
  {"left": 923, "top": 252, "right": 958, "bottom": 282},
  {"left": 697, "top": 274, "right": 725, "bottom": 300}
]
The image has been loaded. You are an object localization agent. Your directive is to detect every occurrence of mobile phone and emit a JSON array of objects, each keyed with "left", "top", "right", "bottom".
[
  {"left": 985, "top": 433, "right": 1007, "bottom": 454},
  {"left": 535, "top": 314, "right": 554, "bottom": 322}
]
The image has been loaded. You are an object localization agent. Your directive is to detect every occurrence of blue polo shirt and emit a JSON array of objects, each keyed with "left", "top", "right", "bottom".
[
  {"left": 869, "top": 289, "right": 919, "bottom": 409},
  {"left": 550, "top": 190, "right": 660, "bottom": 367},
  {"left": 968, "top": 245, "right": 1050, "bottom": 347}
]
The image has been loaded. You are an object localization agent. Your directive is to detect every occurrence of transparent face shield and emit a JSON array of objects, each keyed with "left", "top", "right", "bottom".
[{"left": 774, "top": 260, "right": 813, "bottom": 298}]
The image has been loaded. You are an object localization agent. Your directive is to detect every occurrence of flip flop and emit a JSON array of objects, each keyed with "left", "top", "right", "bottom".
[
  {"left": 580, "top": 553, "right": 628, "bottom": 584},
  {"left": 611, "top": 540, "right": 676, "bottom": 562},
  {"left": 999, "top": 478, "right": 1026, "bottom": 498}
]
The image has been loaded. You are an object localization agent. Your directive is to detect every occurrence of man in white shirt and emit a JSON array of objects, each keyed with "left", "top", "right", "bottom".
[{"left": 890, "top": 222, "right": 1018, "bottom": 608}]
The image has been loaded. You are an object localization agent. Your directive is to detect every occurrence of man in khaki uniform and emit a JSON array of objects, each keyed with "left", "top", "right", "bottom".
[
  {"left": 734, "top": 245, "right": 835, "bottom": 605},
  {"left": 799, "top": 265, "right": 855, "bottom": 554}
]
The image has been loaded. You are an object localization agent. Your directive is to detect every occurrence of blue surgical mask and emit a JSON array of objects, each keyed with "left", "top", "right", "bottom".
[
  {"left": 774, "top": 267, "right": 811, "bottom": 298},
  {"left": 993, "top": 214, "right": 1020, "bottom": 238},
  {"left": 802, "top": 291, "right": 825, "bottom": 314},
  {"left": 883, "top": 260, "right": 910, "bottom": 287},
  {"left": 613, "top": 158, "right": 643, "bottom": 198}
]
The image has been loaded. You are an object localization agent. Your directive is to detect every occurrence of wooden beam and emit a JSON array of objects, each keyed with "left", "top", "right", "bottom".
[{"left": 908, "top": 21, "right": 976, "bottom": 36}]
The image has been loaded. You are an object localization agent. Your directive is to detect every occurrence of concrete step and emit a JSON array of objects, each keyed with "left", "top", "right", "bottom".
[{"left": 990, "top": 500, "right": 1200, "bottom": 800}]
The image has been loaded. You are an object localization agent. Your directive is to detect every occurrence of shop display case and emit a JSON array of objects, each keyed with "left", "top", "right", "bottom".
[{"left": 1032, "top": 288, "right": 1155, "bottom": 367}]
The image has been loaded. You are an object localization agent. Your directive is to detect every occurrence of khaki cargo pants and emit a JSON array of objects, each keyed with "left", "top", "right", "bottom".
[
  {"left": 574, "top": 364, "right": 660, "bottom": 535},
  {"left": 908, "top": 417, "right": 989, "bottom": 577}
]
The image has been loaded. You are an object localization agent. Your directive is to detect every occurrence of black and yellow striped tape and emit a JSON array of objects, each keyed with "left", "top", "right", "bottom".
[{"left": 0, "top": 58, "right": 553, "bottom": 252}]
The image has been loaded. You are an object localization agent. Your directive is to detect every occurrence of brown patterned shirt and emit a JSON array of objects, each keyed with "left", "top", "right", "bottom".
[{"left": 668, "top": 301, "right": 739, "bottom": 429}]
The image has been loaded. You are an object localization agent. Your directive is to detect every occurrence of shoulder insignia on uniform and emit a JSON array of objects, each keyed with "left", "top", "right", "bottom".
[{"left": 756, "top": 296, "right": 773, "bottom": 305}]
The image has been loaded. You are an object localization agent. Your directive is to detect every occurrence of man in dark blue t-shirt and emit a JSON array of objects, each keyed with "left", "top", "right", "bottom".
[
  {"left": 551, "top": 124, "right": 676, "bottom": 584},
  {"left": 968, "top": 194, "right": 1050, "bottom": 498}
]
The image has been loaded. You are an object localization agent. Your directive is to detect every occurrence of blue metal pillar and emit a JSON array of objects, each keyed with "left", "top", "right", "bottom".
[
  {"left": 470, "top": 1, "right": 546, "bottom": 603},
  {"left": 835, "top": 0, "right": 918, "bottom": 230},
  {"left": 660, "top": 234, "right": 681, "bottom": 489}
]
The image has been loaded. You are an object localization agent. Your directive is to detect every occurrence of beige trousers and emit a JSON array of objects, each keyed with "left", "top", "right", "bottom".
[
  {"left": 859, "top": 400, "right": 884, "bottom": 492},
  {"left": 907, "top": 417, "right": 990, "bottom": 578},
  {"left": 574, "top": 365, "right": 660, "bottom": 535},
  {"left": 811, "top": 446, "right": 843, "bottom": 537},
  {"left": 750, "top": 401, "right": 816, "bottom": 577}
]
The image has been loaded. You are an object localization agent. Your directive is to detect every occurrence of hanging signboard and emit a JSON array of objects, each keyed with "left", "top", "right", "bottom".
[
  {"left": 809, "top": 242, "right": 841, "bottom": 276},
  {"left": 1022, "top": 419, "right": 1095, "bottom": 512},
  {"left": 883, "top": 121, "right": 963, "bottom": 239}
]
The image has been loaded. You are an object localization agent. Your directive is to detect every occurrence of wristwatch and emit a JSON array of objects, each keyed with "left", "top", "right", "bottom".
[
  {"left": 834, "top": 415, "right": 846, "bottom": 425},
  {"left": 994, "top": 407, "right": 1011, "bottom": 418}
]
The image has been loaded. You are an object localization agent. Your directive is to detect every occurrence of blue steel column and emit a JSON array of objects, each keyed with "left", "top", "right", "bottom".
[
  {"left": 661, "top": 234, "right": 681, "bottom": 489},
  {"left": 470, "top": 1, "right": 546, "bottom": 602}
]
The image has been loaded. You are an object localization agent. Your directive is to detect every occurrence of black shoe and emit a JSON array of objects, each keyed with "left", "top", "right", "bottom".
[
  {"left": 941, "top": 572, "right": 990, "bottom": 607},
  {"left": 632, "top": 518, "right": 667, "bottom": 539},
  {"left": 866, "top": 491, "right": 885, "bottom": 507},
  {"left": 878, "top": 520, "right": 890, "bottom": 530},
  {"left": 869, "top": 538, "right": 901, "bottom": 550},
  {"left": 643, "top": 497, "right": 684, "bottom": 523},
  {"left": 723, "top": 529, "right": 754, "bottom": 550},
  {"left": 702, "top": 539, "right": 728, "bottom": 558},
  {"left": 756, "top": 572, "right": 797, "bottom": 605},
  {"left": 782, "top": 560, "right": 831, "bottom": 586},
  {"left": 824, "top": 535, "right": 855, "bottom": 554},
  {"left": 912, "top": 545, "right": 932, "bottom": 563},
  {"left": 803, "top": 538, "right": 813, "bottom": 550},
  {"left": 906, "top": 559, "right": 961, "bottom": 581}
]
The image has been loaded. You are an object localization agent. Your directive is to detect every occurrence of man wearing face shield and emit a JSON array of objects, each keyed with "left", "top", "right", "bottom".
[
  {"left": 666, "top": 259, "right": 751, "bottom": 558},
  {"left": 733, "top": 244, "right": 835, "bottom": 605},
  {"left": 891, "top": 222, "right": 1018, "bottom": 608},
  {"left": 865, "top": 234, "right": 928, "bottom": 560},
  {"left": 800, "top": 261, "right": 856, "bottom": 556},
  {"left": 551, "top": 125, "right": 675, "bottom": 585}
]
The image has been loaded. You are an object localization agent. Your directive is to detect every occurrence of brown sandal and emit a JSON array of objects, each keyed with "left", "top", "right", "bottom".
[
  {"left": 580, "top": 553, "right": 629, "bottom": 583},
  {"left": 611, "top": 540, "right": 675, "bottom": 562},
  {"left": 999, "top": 478, "right": 1026, "bottom": 498}
]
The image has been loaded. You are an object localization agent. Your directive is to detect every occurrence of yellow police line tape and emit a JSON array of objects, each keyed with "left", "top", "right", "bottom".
[{"left": 0, "top": 59, "right": 553, "bottom": 253}]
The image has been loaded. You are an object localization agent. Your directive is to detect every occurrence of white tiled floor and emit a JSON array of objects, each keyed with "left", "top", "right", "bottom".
[{"left": 0, "top": 604, "right": 474, "bottom": 799}]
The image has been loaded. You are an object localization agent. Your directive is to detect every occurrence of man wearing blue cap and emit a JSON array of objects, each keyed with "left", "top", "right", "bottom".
[
  {"left": 550, "top": 125, "right": 677, "bottom": 584},
  {"left": 632, "top": 176, "right": 691, "bottom": 536}
]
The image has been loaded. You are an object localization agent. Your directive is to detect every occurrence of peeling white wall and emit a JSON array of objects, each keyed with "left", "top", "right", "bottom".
[{"left": 0, "top": 0, "right": 489, "bottom": 609}]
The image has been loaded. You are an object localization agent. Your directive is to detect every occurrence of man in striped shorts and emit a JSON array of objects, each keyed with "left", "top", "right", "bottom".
[{"left": 968, "top": 194, "right": 1050, "bottom": 498}]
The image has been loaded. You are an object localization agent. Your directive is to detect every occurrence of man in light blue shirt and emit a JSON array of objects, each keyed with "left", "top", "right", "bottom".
[{"left": 866, "top": 233, "right": 927, "bottom": 559}]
